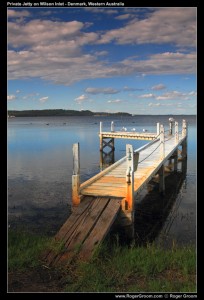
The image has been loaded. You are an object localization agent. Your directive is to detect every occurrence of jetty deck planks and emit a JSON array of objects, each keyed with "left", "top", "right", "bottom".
[{"left": 45, "top": 197, "right": 122, "bottom": 266}]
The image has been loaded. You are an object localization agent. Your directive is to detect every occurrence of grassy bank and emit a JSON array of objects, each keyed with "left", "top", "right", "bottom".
[{"left": 8, "top": 229, "right": 196, "bottom": 292}]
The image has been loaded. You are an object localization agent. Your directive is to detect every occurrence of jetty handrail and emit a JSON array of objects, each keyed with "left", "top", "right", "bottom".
[
  {"left": 99, "top": 121, "right": 158, "bottom": 136},
  {"left": 135, "top": 137, "right": 160, "bottom": 153},
  {"left": 135, "top": 122, "right": 183, "bottom": 164},
  {"left": 138, "top": 141, "right": 162, "bottom": 164}
]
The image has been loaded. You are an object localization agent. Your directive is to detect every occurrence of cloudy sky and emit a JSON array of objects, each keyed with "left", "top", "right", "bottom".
[{"left": 7, "top": 7, "right": 197, "bottom": 114}]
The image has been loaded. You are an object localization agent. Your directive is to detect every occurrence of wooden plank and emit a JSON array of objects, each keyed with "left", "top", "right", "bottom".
[
  {"left": 82, "top": 188, "right": 126, "bottom": 197},
  {"left": 83, "top": 187, "right": 126, "bottom": 194},
  {"left": 96, "top": 176, "right": 126, "bottom": 183},
  {"left": 82, "top": 184, "right": 126, "bottom": 190},
  {"left": 80, "top": 156, "right": 126, "bottom": 190},
  {"left": 91, "top": 178, "right": 126, "bottom": 184},
  {"left": 100, "top": 132, "right": 157, "bottom": 140},
  {"left": 79, "top": 199, "right": 122, "bottom": 260},
  {"left": 45, "top": 197, "right": 95, "bottom": 263},
  {"left": 88, "top": 182, "right": 126, "bottom": 188},
  {"left": 64, "top": 198, "right": 109, "bottom": 248},
  {"left": 104, "top": 174, "right": 126, "bottom": 178},
  {"left": 55, "top": 197, "right": 94, "bottom": 240},
  {"left": 107, "top": 171, "right": 126, "bottom": 176},
  {"left": 53, "top": 197, "right": 111, "bottom": 265}
]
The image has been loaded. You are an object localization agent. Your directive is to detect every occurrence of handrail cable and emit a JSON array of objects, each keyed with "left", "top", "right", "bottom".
[{"left": 138, "top": 141, "right": 162, "bottom": 164}]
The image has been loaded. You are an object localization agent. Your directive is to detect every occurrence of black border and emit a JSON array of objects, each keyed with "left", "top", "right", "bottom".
[{"left": 4, "top": 0, "right": 199, "bottom": 297}]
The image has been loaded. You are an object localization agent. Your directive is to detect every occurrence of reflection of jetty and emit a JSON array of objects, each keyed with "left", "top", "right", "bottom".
[{"left": 45, "top": 119, "right": 188, "bottom": 266}]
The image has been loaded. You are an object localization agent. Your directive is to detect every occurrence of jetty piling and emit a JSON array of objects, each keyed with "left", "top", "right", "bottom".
[{"left": 72, "top": 143, "right": 81, "bottom": 208}]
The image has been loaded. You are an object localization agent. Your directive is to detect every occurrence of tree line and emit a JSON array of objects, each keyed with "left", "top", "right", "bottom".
[{"left": 8, "top": 109, "right": 131, "bottom": 117}]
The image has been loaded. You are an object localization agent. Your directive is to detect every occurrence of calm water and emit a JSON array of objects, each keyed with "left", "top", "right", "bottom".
[{"left": 8, "top": 115, "right": 196, "bottom": 246}]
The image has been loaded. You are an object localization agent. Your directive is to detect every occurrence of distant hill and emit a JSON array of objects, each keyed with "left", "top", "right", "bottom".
[{"left": 7, "top": 109, "right": 131, "bottom": 117}]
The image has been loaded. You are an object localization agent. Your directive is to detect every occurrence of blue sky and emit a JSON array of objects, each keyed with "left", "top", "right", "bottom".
[{"left": 7, "top": 7, "right": 197, "bottom": 114}]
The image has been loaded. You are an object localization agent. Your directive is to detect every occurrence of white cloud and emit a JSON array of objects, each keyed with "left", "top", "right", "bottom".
[
  {"left": 7, "top": 94, "right": 16, "bottom": 101},
  {"left": 99, "top": 7, "right": 196, "bottom": 47},
  {"left": 75, "top": 94, "right": 88, "bottom": 104},
  {"left": 22, "top": 93, "right": 39, "bottom": 100},
  {"left": 189, "top": 91, "right": 197, "bottom": 96},
  {"left": 156, "top": 91, "right": 191, "bottom": 101},
  {"left": 85, "top": 87, "right": 119, "bottom": 94},
  {"left": 8, "top": 48, "right": 196, "bottom": 85},
  {"left": 94, "top": 51, "right": 108, "bottom": 56},
  {"left": 7, "top": 19, "right": 93, "bottom": 48},
  {"left": 115, "top": 14, "right": 132, "bottom": 20},
  {"left": 148, "top": 102, "right": 177, "bottom": 107},
  {"left": 139, "top": 93, "right": 155, "bottom": 98},
  {"left": 107, "top": 99, "right": 123, "bottom": 103},
  {"left": 16, "top": 89, "right": 20, "bottom": 93},
  {"left": 148, "top": 102, "right": 161, "bottom": 106},
  {"left": 123, "top": 86, "right": 143, "bottom": 92},
  {"left": 120, "top": 52, "right": 196, "bottom": 76},
  {"left": 8, "top": 9, "right": 30, "bottom": 18},
  {"left": 151, "top": 84, "right": 166, "bottom": 90},
  {"left": 7, "top": 13, "right": 196, "bottom": 85},
  {"left": 39, "top": 96, "right": 49, "bottom": 103}
]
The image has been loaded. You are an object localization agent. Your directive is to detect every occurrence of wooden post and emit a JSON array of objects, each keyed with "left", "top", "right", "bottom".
[
  {"left": 100, "top": 121, "right": 103, "bottom": 134},
  {"left": 182, "top": 139, "right": 187, "bottom": 159},
  {"left": 72, "top": 143, "right": 80, "bottom": 207},
  {"left": 99, "top": 135, "right": 103, "bottom": 152},
  {"left": 157, "top": 122, "right": 160, "bottom": 136},
  {"left": 119, "top": 144, "right": 138, "bottom": 240},
  {"left": 159, "top": 164, "right": 165, "bottom": 195},
  {"left": 133, "top": 151, "right": 139, "bottom": 172},
  {"left": 111, "top": 121, "right": 114, "bottom": 132},
  {"left": 169, "top": 120, "right": 173, "bottom": 135},
  {"left": 100, "top": 150, "right": 103, "bottom": 171},
  {"left": 182, "top": 119, "right": 187, "bottom": 138},
  {"left": 182, "top": 156, "right": 187, "bottom": 176},
  {"left": 99, "top": 122, "right": 103, "bottom": 152},
  {"left": 175, "top": 121, "right": 179, "bottom": 144},
  {"left": 182, "top": 120, "right": 188, "bottom": 158},
  {"left": 173, "top": 150, "right": 178, "bottom": 172},
  {"left": 125, "top": 144, "right": 135, "bottom": 211},
  {"left": 160, "top": 124, "right": 165, "bottom": 159},
  {"left": 112, "top": 138, "right": 115, "bottom": 152}
]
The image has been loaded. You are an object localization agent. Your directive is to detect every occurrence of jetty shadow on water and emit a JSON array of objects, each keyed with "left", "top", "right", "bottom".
[
  {"left": 110, "top": 159, "right": 187, "bottom": 247},
  {"left": 134, "top": 170, "right": 187, "bottom": 247}
]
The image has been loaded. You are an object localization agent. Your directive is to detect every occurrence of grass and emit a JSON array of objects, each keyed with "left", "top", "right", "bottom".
[
  {"left": 64, "top": 241, "right": 196, "bottom": 292},
  {"left": 8, "top": 230, "right": 196, "bottom": 292},
  {"left": 8, "top": 229, "right": 65, "bottom": 271}
]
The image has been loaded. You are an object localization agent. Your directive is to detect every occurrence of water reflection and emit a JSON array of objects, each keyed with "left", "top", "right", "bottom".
[
  {"left": 108, "top": 158, "right": 191, "bottom": 247},
  {"left": 133, "top": 159, "right": 188, "bottom": 247}
]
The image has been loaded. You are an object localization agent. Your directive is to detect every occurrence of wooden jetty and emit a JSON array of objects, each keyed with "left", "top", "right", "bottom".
[{"left": 45, "top": 119, "right": 187, "bottom": 266}]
